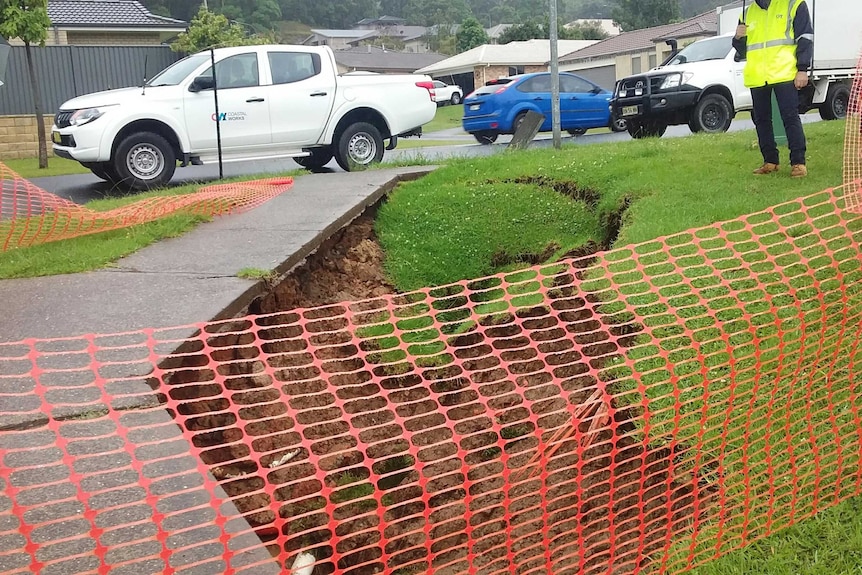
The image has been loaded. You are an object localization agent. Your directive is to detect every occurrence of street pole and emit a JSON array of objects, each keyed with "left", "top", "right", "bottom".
[
  {"left": 549, "top": 0, "right": 561, "bottom": 149},
  {"left": 210, "top": 47, "right": 223, "bottom": 180}
]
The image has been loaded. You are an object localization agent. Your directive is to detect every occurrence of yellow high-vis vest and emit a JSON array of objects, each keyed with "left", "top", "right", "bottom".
[{"left": 743, "top": 0, "right": 805, "bottom": 88}]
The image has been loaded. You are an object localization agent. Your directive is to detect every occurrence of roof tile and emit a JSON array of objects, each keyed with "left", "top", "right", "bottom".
[
  {"left": 559, "top": 9, "right": 719, "bottom": 62},
  {"left": 48, "top": 0, "right": 187, "bottom": 28}
]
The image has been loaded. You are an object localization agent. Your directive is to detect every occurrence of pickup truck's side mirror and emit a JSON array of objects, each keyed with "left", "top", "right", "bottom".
[{"left": 189, "top": 75, "right": 215, "bottom": 92}]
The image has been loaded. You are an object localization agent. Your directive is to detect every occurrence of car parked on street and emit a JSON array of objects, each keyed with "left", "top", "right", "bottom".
[
  {"left": 51, "top": 44, "right": 437, "bottom": 189},
  {"left": 431, "top": 80, "right": 463, "bottom": 106},
  {"left": 461, "top": 72, "right": 627, "bottom": 144}
]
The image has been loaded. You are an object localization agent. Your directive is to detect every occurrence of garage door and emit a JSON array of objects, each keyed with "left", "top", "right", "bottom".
[{"left": 573, "top": 65, "right": 617, "bottom": 91}]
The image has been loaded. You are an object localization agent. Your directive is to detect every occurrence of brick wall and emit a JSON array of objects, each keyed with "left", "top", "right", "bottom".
[
  {"left": 473, "top": 64, "right": 547, "bottom": 89},
  {"left": 0, "top": 115, "right": 56, "bottom": 160},
  {"left": 65, "top": 32, "right": 163, "bottom": 46}
]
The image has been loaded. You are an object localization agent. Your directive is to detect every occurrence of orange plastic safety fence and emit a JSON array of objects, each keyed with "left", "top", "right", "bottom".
[
  {"left": 0, "top": 161, "right": 293, "bottom": 252},
  {"left": 2, "top": 184, "right": 861, "bottom": 575},
  {"left": 844, "top": 50, "right": 862, "bottom": 211}
]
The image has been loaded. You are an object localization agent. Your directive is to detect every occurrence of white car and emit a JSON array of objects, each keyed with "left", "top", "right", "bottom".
[
  {"left": 432, "top": 80, "right": 463, "bottom": 106},
  {"left": 51, "top": 44, "right": 437, "bottom": 189}
]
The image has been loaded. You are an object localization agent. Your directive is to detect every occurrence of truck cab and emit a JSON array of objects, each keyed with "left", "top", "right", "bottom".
[{"left": 610, "top": 34, "right": 749, "bottom": 138}]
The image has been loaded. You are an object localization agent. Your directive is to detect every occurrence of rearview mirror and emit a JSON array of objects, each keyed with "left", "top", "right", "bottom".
[{"left": 189, "top": 75, "right": 215, "bottom": 92}]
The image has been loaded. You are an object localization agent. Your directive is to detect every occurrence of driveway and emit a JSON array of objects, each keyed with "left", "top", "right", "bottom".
[{"left": 27, "top": 115, "right": 825, "bottom": 203}]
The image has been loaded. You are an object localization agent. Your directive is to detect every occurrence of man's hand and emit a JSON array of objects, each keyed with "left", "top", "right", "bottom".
[
  {"left": 794, "top": 71, "right": 809, "bottom": 89},
  {"left": 735, "top": 24, "right": 747, "bottom": 39}
]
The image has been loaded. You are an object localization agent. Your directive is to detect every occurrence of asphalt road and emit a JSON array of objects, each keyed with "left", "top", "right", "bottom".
[{"left": 27, "top": 115, "right": 825, "bottom": 204}]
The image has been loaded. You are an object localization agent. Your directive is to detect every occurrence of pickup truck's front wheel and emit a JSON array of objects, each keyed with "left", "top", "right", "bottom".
[
  {"left": 335, "top": 123, "right": 384, "bottom": 171},
  {"left": 113, "top": 132, "right": 176, "bottom": 190},
  {"left": 690, "top": 94, "right": 732, "bottom": 133}
]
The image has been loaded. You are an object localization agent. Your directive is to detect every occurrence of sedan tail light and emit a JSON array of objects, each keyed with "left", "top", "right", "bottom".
[{"left": 415, "top": 81, "right": 436, "bottom": 102}]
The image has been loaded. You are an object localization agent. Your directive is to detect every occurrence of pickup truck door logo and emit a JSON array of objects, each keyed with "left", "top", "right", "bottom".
[{"left": 211, "top": 111, "right": 248, "bottom": 122}]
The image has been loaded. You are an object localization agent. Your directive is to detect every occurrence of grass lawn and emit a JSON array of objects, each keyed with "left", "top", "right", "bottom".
[
  {"left": 0, "top": 173, "right": 298, "bottom": 279},
  {"left": 377, "top": 119, "right": 845, "bottom": 290},
  {"left": 423, "top": 104, "right": 464, "bottom": 133},
  {"left": 3, "top": 156, "right": 91, "bottom": 179},
  {"left": 375, "top": 118, "right": 862, "bottom": 574}
]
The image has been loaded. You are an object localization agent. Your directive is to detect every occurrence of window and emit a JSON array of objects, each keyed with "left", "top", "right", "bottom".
[
  {"left": 146, "top": 53, "right": 210, "bottom": 87},
  {"left": 649, "top": 53, "right": 657, "bottom": 69},
  {"left": 268, "top": 52, "right": 321, "bottom": 85},
  {"left": 508, "top": 65, "right": 526, "bottom": 76},
  {"left": 632, "top": 56, "right": 641, "bottom": 74},
  {"left": 433, "top": 80, "right": 446, "bottom": 89},
  {"left": 560, "top": 74, "right": 596, "bottom": 94},
  {"left": 199, "top": 53, "right": 259, "bottom": 89},
  {"left": 517, "top": 75, "right": 551, "bottom": 93}
]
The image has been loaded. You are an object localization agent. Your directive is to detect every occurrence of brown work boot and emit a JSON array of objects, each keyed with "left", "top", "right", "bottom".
[
  {"left": 791, "top": 164, "right": 808, "bottom": 178},
  {"left": 753, "top": 163, "right": 780, "bottom": 175}
]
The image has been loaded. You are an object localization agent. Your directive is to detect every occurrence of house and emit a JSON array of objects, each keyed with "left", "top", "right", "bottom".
[
  {"left": 565, "top": 19, "right": 622, "bottom": 37},
  {"left": 334, "top": 46, "right": 447, "bottom": 74},
  {"left": 354, "top": 16, "right": 407, "bottom": 31},
  {"left": 5, "top": 0, "right": 188, "bottom": 46},
  {"left": 345, "top": 26, "right": 430, "bottom": 53},
  {"left": 555, "top": 9, "right": 721, "bottom": 89},
  {"left": 415, "top": 39, "right": 599, "bottom": 96},
  {"left": 303, "top": 29, "right": 375, "bottom": 51},
  {"left": 485, "top": 24, "right": 513, "bottom": 44}
]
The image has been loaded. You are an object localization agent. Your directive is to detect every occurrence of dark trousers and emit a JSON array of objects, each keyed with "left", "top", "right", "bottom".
[{"left": 750, "top": 81, "right": 807, "bottom": 166}]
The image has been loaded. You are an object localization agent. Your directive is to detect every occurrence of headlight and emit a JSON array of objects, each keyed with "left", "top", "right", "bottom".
[
  {"left": 658, "top": 72, "right": 694, "bottom": 91},
  {"left": 69, "top": 106, "right": 113, "bottom": 126}
]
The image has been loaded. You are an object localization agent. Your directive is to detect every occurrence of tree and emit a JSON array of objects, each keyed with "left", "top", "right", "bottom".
[
  {"left": 611, "top": 0, "right": 679, "bottom": 31},
  {"left": 497, "top": 20, "right": 544, "bottom": 43},
  {"left": 456, "top": 16, "right": 488, "bottom": 52},
  {"left": 359, "top": 34, "right": 406, "bottom": 51},
  {"left": 170, "top": 7, "right": 262, "bottom": 53},
  {"left": 563, "top": 20, "right": 610, "bottom": 40},
  {"left": 0, "top": 0, "right": 51, "bottom": 169}
]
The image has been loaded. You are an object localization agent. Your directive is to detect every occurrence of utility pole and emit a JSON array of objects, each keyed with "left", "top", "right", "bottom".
[
  {"left": 549, "top": 0, "right": 561, "bottom": 149},
  {"left": 202, "top": 0, "right": 208, "bottom": 10}
]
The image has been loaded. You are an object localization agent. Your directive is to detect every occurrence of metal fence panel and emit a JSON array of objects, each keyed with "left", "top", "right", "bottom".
[{"left": 0, "top": 45, "right": 182, "bottom": 116}]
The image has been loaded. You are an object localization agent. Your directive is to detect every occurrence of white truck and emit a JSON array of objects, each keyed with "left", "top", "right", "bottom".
[
  {"left": 431, "top": 80, "right": 463, "bottom": 106},
  {"left": 51, "top": 44, "right": 437, "bottom": 189},
  {"left": 609, "top": 0, "right": 860, "bottom": 138}
]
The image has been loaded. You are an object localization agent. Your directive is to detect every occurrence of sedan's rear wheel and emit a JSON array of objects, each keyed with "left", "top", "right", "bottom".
[{"left": 473, "top": 132, "right": 498, "bottom": 145}]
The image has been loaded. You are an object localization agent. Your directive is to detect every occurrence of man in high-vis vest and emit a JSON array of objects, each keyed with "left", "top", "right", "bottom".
[{"left": 732, "top": 0, "right": 814, "bottom": 178}]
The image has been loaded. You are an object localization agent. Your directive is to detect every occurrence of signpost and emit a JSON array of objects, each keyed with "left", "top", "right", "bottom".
[{"left": 549, "top": 0, "right": 561, "bottom": 149}]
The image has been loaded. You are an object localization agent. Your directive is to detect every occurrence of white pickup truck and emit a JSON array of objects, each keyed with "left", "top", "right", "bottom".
[
  {"left": 51, "top": 44, "right": 437, "bottom": 189},
  {"left": 610, "top": 0, "right": 859, "bottom": 138},
  {"left": 431, "top": 80, "right": 463, "bottom": 106}
]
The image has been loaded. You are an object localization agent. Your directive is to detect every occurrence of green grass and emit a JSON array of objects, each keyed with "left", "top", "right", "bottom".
[
  {"left": 4, "top": 156, "right": 91, "bottom": 179},
  {"left": 687, "top": 496, "right": 862, "bottom": 575},
  {"left": 237, "top": 267, "right": 276, "bottom": 281},
  {"left": 423, "top": 104, "right": 464, "bottom": 133},
  {"left": 0, "top": 172, "right": 299, "bottom": 279},
  {"left": 377, "top": 120, "right": 845, "bottom": 290},
  {"left": 374, "top": 118, "right": 862, "bottom": 573},
  {"left": 0, "top": 213, "right": 210, "bottom": 278}
]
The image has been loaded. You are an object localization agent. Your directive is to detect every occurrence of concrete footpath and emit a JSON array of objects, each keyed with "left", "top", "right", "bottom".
[
  {"left": 0, "top": 165, "right": 435, "bottom": 342},
  {"left": 0, "top": 166, "right": 436, "bottom": 574}
]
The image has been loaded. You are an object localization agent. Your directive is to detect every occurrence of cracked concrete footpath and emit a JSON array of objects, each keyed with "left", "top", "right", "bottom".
[
  {"left": 0, "top": 166, "right": 435, "bottom": 343},
  {"left": 0, "top": 166, "right": 435, "bottom": 574}
]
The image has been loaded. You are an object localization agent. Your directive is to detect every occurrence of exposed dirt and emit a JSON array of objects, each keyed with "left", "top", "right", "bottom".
[
  {"left": 155, "top": 179, "right": 711, "bottom": 575},
  {"left": 249, "top": 211, "right": 396, "bottom": 315}
]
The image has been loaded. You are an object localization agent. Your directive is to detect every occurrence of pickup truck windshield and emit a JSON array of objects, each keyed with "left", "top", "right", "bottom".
[
  {"left": 146, "top": 54, "right": 210, "bottom": 86},
  {"left": 665, "top": 36, "right": 731, "bottom": 65}
]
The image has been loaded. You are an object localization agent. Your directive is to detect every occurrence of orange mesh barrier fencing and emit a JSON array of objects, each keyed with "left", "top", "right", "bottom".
[
  {"left": 0, "top": 161, "right": 293, "bottom": 251},
  {"left": 2, "top": 185, "right": 861, "bottom": 575},
  {"left": 844, "top": 51, "right": 862, "bottom": 211}
]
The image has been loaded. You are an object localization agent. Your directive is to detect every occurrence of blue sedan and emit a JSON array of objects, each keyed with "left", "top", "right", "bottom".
[{"left": 462, "top": 72, "right": 628, "bottom": 144}]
